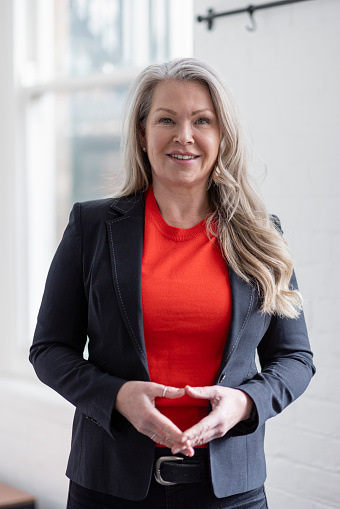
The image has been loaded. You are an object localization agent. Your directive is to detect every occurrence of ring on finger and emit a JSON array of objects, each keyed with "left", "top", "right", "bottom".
[
  {"left": 150, "top": 433, "right": 156, "bottom": 441},
  {"left": 162, "top": 386, "right": 167, "bottom": 397}
]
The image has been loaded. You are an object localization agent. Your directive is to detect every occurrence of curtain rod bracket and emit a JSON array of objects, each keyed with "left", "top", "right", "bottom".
[
  {"left": 197, "top": 8, "right": 215, "bottom": 30},
  {"left": 207, "top": 8, "right": 215, "bottom": 30}
]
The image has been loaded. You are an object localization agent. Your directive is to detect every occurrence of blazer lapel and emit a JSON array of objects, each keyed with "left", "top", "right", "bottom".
[
  {"left": 106, "top": 194, "right": 149, "bottom": 377},
  {"left": 217, "top": 267, "right": 256, "bottom": 379}
]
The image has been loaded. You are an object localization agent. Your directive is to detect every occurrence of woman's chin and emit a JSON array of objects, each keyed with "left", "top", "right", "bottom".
[{"left": 154, "top": 176, "right": 209, "bottom": 193}]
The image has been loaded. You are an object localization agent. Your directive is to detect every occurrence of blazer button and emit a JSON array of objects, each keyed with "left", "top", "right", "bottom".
[{"left": 219, "top": 373, "right": 226, "bottom": 383}]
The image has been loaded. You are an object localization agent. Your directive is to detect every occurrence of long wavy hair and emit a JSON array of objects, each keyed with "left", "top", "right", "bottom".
[{"left": 117, "top": 58, "right": 302, "bottom": 318}]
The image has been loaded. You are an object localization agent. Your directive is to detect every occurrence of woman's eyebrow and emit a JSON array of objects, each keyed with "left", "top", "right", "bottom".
[
  {"left": 154, "top": 108, "right": 177, "bottom": 115},
  {"left": 153, "top": 107, "right": 215, "bottom": 115}
]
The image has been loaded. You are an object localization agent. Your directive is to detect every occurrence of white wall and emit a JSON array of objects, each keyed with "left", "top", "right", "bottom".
[
  {"left": 194, "top": 0, "right": 340, "bottom": 507},
  {"left": 0, "top": 379, "right": 73, "bottom": 509}
]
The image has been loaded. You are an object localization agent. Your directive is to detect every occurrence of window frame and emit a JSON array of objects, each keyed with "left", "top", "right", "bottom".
[{"left": 5, "top": 0, "right": 193, "bottom": 378}]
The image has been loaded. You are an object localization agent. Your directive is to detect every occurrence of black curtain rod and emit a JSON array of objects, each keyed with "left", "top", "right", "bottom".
[{"left": 197, "top": 0, "right": 314, "bottom": 30}]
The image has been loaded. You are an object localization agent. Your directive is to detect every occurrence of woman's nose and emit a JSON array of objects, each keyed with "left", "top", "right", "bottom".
[{"left": 173, "top": 123, "right": 194, "bottom": 145}]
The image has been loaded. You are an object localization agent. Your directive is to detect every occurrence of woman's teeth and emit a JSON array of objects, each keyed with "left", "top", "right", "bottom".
[{"left": 170, "top": 154, "right": 197, "bottom": 160}]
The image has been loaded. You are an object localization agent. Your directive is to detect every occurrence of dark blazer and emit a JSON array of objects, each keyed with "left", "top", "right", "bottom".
[{"left": 29, "top": 193, "right": 315, "bottom": 500}]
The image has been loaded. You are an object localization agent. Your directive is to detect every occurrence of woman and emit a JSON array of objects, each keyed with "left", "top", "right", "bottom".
[{"left": 30, "top": 58, "right": 315, "bottom": 509}]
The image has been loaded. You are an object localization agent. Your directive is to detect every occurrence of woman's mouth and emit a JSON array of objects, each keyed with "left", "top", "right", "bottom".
[{"left": 168, "top": 154, "right": 199, "bottom": 160}]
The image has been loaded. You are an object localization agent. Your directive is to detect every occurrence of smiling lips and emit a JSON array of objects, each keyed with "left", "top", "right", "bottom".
[{"left": 168, "top": 153, "right": 199, "bottom": 160}]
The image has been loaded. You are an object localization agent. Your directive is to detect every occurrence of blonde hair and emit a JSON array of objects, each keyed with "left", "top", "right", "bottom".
[{"left": 117, "top": 58, "right": 302, "bottom": 318}]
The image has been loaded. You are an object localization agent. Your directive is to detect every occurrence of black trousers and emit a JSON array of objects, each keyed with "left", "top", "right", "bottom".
[
  {"left": 67, "top": 480, "right": 267, "bottom": 509},
  {"left": 67, "top": 448, "right": 268, "bottom": 509}
]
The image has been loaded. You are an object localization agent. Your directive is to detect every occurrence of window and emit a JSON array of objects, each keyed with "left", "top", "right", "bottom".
[{"left": 13, "top": 0, "right": 193, "bottom": 365}]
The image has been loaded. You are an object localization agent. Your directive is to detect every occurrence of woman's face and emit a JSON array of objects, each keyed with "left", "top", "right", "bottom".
[{"left": 141, "top": 80, "right": 221, "bottom": 193}]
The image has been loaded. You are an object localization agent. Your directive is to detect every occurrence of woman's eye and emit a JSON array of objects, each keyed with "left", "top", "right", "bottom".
[
  {"left": 196, "top": 118, "right": 210, "bottom": 125},
  {"left": 159, "top": 118, "right": 173, "bottom": 124}
]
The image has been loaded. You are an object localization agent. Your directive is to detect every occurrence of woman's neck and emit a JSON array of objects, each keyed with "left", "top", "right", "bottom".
[{"left": 151, "top": 182, "right": 210, "bottom": 229}]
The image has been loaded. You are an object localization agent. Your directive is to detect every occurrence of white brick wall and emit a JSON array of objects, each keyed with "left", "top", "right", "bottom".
[{"left": 194, "top": 0, "right": 340, "bottom": 506}]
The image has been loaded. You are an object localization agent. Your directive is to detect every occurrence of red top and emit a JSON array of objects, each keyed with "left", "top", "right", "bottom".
[{"left": 142, "top": 187, "right": 232, "bottom": 442}]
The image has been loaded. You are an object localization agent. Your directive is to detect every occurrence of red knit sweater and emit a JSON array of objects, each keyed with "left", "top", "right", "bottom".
[{"left": 142, "top": 187, "right": 232, "bottom": 440}]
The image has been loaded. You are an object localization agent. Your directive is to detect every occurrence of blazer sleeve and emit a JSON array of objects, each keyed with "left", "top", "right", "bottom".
[
  {"left": 234, "top": 217, "right": 315, "bottom": 434},
  {"left": 237, "top": 283, "right": 315, "bottom": 433},
  {"left": 29, "top": 203, "right": 127, "bottom": 439}
]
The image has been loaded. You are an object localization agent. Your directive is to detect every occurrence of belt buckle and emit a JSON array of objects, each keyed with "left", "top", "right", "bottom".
[{"left": 154, "top": 456, "right": 183, "bottom": 486}]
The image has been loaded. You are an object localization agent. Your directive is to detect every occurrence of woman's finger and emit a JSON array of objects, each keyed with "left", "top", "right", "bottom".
[
  {"left": 181, "top": 413, "right": 219, "bottom": 447},
  {"left": 146, "top": 405, "right": 184, "bottom": 437},
  {"left": 179, "top": 386, "right": 254, "bottom": 449},
  {"left": 180, "top": 386, "right": 226, "bottom": 447},
  {"left": 150, "top": 429, "right": 193, "bottom": 456},
  {"left": 185, "top": 385, "right": 216, "bottom": 400},
  {"left": 158, "top": 385, "right": 186, "bottom": 399},
  {"left": 115, "top": 381, "right": 184, "bottom": 444}
]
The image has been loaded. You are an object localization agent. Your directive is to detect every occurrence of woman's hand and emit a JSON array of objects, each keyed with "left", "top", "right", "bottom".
[
  {"left": 115, "top": 381, "right": 192, "bottom": 453},
  {"left": 171, "top": 385, "right": 254, "bottom": 455}
]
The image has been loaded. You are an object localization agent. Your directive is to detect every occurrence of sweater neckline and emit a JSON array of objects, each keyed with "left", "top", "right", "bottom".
[{"left": 145, "top": 187, "right": 207, "bottom": 242}]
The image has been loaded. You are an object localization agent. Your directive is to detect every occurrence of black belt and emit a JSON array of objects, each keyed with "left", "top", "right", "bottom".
[{"left": 154, "top": 451, "right": 208, "bottom": 486}]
